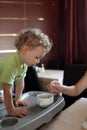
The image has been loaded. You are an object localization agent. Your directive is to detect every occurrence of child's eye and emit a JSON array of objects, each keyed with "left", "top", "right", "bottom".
[
  {"left": 36, "top": 57, "right": 41, "bottom": 60},
  {"left": 36, "top": 57, "right": 39, "bottom": 60}
]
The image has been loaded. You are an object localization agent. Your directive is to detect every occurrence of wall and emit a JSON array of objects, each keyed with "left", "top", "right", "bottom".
[{"left": 0, "top": 0, "right": 64, "bottom": 68}]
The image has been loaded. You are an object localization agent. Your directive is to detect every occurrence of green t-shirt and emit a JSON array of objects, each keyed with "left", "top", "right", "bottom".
[{"left": 0, "top": 52, "right": 28, "bottom": 89}]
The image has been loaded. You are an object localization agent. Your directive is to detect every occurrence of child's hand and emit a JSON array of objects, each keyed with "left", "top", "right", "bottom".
[
  {"left": 47, "top": 80, "right": 63, "bottom": 94},
  {"left": 0, "top": 97, "right": 4, "bottom": 103},
  {"left": 15, "top": 99, "right": 29, "bottom": 107},
  {"left": 9, "top": 107, "right": 29, "bottom": 117}
]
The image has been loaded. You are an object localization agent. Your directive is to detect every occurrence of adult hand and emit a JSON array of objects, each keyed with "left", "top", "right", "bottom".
[{"left": 47, "top": 80, "right": 63, "bottom": 94}]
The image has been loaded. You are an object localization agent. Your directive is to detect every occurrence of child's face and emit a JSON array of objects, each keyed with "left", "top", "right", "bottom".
[{"left": 22, "top": 45, "right": 46, "bottom": 66}]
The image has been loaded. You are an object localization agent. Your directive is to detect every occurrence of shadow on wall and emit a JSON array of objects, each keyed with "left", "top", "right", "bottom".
[
  {"left": 46, "top": 60, "right": 59, "bottom": 70},
  {"left": 24, "top": 66, "right": 41, "bottom": 92}
]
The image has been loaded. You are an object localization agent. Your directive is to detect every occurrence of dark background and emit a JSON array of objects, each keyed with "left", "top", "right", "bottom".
[{"left": 0, "top": 0, "right": 86, "bottom": 69}]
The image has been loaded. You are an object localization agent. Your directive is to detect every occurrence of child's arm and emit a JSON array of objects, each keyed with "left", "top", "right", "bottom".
[
  {"left": 15, "top": 78, "right": 29, "bottom": 106},
  {"left": 3, "top": 83, "right": 28, "bottom": 117}
]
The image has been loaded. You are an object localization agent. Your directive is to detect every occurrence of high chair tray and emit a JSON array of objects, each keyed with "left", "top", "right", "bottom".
[{"left": 0, "top": 91, "right": 65, "bottom": 130}]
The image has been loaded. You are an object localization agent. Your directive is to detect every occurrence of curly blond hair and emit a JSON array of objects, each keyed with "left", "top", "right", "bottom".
[{"left": 15, "top": 28, "right": 53, "bottom": 52}]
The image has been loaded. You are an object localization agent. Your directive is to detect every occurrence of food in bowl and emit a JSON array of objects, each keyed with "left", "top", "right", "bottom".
[{"left": 37, "top": 93, "right": 54, "bottom": 107}]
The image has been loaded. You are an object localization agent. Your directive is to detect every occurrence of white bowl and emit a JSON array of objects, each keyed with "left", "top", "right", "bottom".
[{"left": 37, "top": 93, "right": 54, "bottom": 108}]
